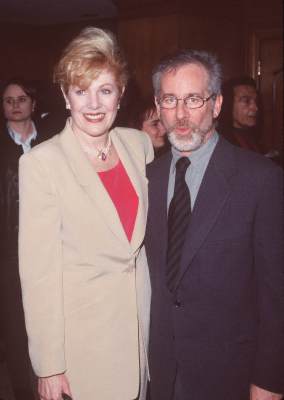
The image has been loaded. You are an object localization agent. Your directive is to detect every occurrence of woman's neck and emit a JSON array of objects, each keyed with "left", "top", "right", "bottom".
[
  {"left": 74, "top": 128, "right": 110, "bottom": 149},
  {"left": 8, "top": 119, "right": 34, "bottom": 142}
]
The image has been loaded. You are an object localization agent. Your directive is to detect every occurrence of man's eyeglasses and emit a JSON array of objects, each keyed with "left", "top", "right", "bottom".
[{"left": 158, "top": 93, "right": 216, "bottom": 110}]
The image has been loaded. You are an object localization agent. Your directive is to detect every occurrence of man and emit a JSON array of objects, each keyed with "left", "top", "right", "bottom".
[
  {"left": 232, "top": 79, "right": 258, "bottom": 129},
  {"left": 0, "top": 78, "right": 50, "bottom": 400},
  {"left": 218, "top": 76, "right": 262, "bottom": 152},
  {"left": 145, "top": 50, "right": 284, "bottom": 400}
]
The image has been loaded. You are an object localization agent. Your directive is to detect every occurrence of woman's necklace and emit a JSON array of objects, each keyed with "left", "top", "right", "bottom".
[{"left": 82, "top": 135, "right": 112, "bottom": 161}]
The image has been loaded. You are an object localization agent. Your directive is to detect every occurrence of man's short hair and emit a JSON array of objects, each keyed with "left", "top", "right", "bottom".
[
  {"left": 152, "top": 49, "right": 222, "bottom": 97},
  {"left": 222, "top": 76, "right": 257, "bottom": 94}
]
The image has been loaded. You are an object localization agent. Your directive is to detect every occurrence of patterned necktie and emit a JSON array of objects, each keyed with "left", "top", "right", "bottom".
[{"left": 166, "top": 157, "right": 191, "bottom": 292}]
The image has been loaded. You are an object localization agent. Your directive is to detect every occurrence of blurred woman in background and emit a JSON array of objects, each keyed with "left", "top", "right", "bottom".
[
  {"left": 0, "top": 78, "right": 51, "bottom": 400},
  {"left": 138, "top": 97, "right": 168, "bottom": 157}
]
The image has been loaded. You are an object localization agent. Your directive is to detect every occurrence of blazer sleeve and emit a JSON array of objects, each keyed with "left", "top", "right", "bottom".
[
  {"left": 252, "top": 164, "right": 284, "bottom": 393},
  {"left": 18, "top": 151, "right": 66, "bottom": 377}
]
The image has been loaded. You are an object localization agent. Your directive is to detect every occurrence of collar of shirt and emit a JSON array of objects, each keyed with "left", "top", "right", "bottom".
[
  {"left": 167, "top": 131, "right": 219, "bottom": 210},
  {"left": 7, "top": 121, "right": 37, "bottom": 153},
  {"left": 170, "top": 131, "right": 219, "bottom": 174}
]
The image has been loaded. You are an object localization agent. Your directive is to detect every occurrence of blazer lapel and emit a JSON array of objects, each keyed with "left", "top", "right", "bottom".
[
  {"left": 59, "top": 120, "right": 130, "bottom": 249},
  {"left": 148, "top": 152, "right": 172, "bottom": 274},
  {"left": 173, "top": 138, "right": 238, "bottom": 291}
]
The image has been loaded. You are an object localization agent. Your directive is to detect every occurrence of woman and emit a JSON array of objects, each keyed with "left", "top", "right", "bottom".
[
  {"left": 18, "top": 27, "right": 154, "bottom": 400},
  {"left": 0, "top": 78, "right": 49, "bottom": 400},
  {"left": 138, "top": 97, "right": 168, "bottom": 158},
  {"left": 1, "top": 78, "right": 38, "bottom": 149}
]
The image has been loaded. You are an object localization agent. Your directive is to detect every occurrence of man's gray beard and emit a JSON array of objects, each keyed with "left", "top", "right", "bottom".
[{"left": 168, "top": 123, "right": 213, "bottom": 152}]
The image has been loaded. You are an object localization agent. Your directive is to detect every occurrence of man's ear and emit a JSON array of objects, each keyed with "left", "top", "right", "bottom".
[{"left": 213, "top": 94, "right": 223, "bottom": 118}]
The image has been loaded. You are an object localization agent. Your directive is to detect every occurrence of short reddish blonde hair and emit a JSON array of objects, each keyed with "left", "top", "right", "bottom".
[{"left": 54, "top": 27, "right": 128, "bottom": 94}]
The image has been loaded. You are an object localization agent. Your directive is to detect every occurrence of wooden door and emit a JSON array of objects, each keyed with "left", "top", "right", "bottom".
[{"left": 248, "top": 29, "right": 283, "bottom": 157}]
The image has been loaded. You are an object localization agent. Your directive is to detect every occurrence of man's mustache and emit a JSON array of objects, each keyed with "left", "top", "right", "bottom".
[{"left": 170, "top": 119, "right": 197, "bottom": 130}]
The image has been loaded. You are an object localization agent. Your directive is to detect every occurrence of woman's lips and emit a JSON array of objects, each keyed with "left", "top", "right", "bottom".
[{"left": 83, "top": 113, "right": 105, "bottom": 122}]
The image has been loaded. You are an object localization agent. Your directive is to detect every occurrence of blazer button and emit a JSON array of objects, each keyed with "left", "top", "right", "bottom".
[{"left": 174, "top": 300, "right": 182, "bottom": 308}]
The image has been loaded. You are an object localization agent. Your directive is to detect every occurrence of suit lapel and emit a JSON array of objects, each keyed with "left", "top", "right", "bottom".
[
  {"left": 173, "top": 138, "right": 238, "bottom": 291},
  {"left": 59, "top": 120, "right": 130, "bottom": 250}
]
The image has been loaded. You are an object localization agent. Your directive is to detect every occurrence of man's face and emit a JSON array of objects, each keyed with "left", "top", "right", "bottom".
[
  {"left": 155, "top": 63, "right": 222, "bottom": 153},
  {"left": 232, "top": 85, "right": 258, "bottom": 129}
]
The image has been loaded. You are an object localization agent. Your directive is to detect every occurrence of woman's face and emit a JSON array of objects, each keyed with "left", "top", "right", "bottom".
[
  {"left": 142, "top": 109, "right": 166, "bottom": 149},
  {"left": 3, "top": 84, "right": 34, "bottom": 123},
  {"left": 66, "top": 70, "right": 122, "bottom": 140}
]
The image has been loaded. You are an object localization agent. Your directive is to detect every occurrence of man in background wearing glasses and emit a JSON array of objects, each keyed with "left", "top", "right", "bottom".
[{"left": 145, "top": 50, "right": 284, "bottom": 400}]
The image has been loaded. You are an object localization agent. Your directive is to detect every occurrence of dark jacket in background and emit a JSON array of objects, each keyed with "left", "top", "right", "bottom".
[{"left": 0, "top": 123, "right": 51, "bottom": 400}]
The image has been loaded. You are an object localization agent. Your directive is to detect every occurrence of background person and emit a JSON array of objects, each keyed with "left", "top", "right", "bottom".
[
  {"left": 0, "top": 77, "right": 51, "bottom": 400},
  {"left": 18, "top": 26, "right": 153, "bottom": 400},
  {"left": 145, "top": 50, "right": 284, "bottom": 400},
  {"left": 218, "top": 76, "right": 262, "bottom": 152},
  {"left": 138, "top": 97, "right": 168, "bottom": 158},
  {"left": 219, "top": 75, "right": 281, "bottom": 163}
]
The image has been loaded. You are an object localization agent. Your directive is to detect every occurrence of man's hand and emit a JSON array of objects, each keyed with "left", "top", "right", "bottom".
[
  {"left": 250, "top": 384, "right": 283, "bottom": 400},
  {"left": 38, "top": 373, "right": 72, "bottom": 400}
]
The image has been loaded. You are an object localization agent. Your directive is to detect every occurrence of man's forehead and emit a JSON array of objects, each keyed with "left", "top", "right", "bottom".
[{"left": 160, "top": 63, "right": 209, "bottom": 92}]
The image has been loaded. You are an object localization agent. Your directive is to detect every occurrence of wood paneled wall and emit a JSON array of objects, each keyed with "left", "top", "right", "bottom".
[
  {"left": 0, "top": 1, "right": 282, "bottom": 152},
  {"left": 118, "top": 14, "right": 179, "bottom": 96},
  {"left": 117, "top": 12, "right": 246, "bottom": 96},
  {"left": 0, "top": 20, "right": 115, "bottom": 83},
  {"left": 116, "top": 0, "right": 282, "bottom": 97}
]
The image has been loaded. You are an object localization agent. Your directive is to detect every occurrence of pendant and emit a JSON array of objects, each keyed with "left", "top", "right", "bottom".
[{"left": 82, "top": 136, "right": 111, "bottom": 161}]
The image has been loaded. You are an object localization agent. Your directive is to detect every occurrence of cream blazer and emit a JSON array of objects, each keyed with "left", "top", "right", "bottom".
[{"left": 18, "top": 120, "right": 154, "bottom": 400}]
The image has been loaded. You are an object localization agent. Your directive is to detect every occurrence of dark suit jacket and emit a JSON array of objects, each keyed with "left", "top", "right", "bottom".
[
  {"left": 0, "top": 123, "right": 51, "bottom": 399},
  {"left": 146, "top": 137, "right": 284, "bottom": 400},
  {"left": 0, "top": 123, "right": 51, "bottom": 258}
]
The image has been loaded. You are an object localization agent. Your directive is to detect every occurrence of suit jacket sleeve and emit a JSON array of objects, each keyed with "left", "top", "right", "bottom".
[
  {"left": 18, "top": 151, "right": 66, "bottom": 377},
  {"left": 252, "top": 164, "right": 284, "bottom": 393}
]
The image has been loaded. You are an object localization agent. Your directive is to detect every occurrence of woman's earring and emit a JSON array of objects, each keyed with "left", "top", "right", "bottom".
[
  {"left": 117, "top": 103, "right": 120, "bottom": 110},
  {"left": 66, "top": 103, "right": 71, "bottom": 110}
]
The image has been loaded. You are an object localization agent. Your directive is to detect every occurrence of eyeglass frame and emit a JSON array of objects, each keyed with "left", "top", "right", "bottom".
[{"left": 158, "top": 93, "right": 217, "bottom": 110}]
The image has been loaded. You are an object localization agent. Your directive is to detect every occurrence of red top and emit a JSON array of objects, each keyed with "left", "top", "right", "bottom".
[{"left": 98, "top": 160, "right": 138, "bottom": 242}]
